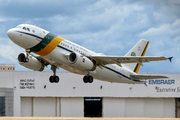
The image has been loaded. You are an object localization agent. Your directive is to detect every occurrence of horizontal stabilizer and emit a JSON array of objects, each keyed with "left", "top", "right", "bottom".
[{"left": 130, "top": 74, "right": 168, "bottom": 80}]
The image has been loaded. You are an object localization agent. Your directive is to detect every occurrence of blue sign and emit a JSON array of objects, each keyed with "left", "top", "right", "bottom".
[{"left": 149, "top": 79, "right": 175, "bottom": 85}]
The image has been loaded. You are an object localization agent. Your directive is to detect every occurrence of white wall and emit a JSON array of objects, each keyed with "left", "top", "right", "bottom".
[
  {"left": 21, "top": 97, "right": 32, "bottom": 116},
  {"left": 21, "top": 97, "right": 83, "bottom": 117},
  {"left": 33, "top": 97, "right": 56, "bottom": 117},
  {"left": 21, "top": 97, "right": 60, "bottom": 117},
  {"left": 0, "top": 72, "right": 14, "bottom": 88},
  {"left": 12, "top": 72, "right": 180, "bottom": 98},
  {"left": 103, "top": 98, "right": 175, "bottom": 118},
  {"left": 61, "top": 97, "right": 83, "bottom": 117},
  {"left": 103, "top": 98, "right": 125, "bottom": 117}
]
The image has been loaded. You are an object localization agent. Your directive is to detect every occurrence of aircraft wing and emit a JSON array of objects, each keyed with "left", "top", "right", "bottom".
[
  {"left": 89, "top": 56, "right": 172, "bottom": 66},
  {"left": 31, "top": 54, "right": 52, "bottom": 65},
  {"left": 130, "top": 74, "right": 168, "bottom": 80}
]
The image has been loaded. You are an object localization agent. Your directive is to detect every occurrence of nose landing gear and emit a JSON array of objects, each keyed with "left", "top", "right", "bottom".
[
  {"left": 24, "top": 49, "right": 31, "bottom": 62},
  {"left": 49, "top": 65, "right": 59, "bottom": 83}
]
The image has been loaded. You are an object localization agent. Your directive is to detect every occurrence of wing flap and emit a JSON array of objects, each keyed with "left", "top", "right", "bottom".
[{"left": 130, "top": 74, "right": 168, "bottom": 80}]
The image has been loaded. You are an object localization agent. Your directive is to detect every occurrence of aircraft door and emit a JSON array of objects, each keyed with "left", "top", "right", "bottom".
[{"left": 34, "top": 26, "right": 42, "bottom": 41}]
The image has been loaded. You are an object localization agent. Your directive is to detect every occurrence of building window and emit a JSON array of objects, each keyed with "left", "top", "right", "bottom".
[{"left": 0, "top": 97, "right": 5, "bottom": 116}]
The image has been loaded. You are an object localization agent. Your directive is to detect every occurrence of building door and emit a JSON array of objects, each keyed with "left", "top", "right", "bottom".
[
  {"left": 84, "top": 97, "right": 102, "bottom": 117},
  {"left": 0, "top": 97, "right": 5, "bottom": 116},
  {"left": 176, "top": 98, "right": 180, "bottom": 118}
]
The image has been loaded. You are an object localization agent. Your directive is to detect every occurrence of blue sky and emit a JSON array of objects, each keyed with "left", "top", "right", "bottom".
[{"left": 0, "top": 0, "right": 180, "bottom": 73}]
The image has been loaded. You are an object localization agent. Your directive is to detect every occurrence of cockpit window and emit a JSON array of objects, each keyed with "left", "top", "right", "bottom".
[
  {"left": 27, "top": 28, "right": 30, "bottom": 31},
  {"left": 22, "top": 27, "right": 26, "bottom": 30}
]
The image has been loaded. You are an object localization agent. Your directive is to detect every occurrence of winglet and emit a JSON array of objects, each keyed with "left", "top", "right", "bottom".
[{"left": 168, "top": 57, "right": 173, "bottom": 62}]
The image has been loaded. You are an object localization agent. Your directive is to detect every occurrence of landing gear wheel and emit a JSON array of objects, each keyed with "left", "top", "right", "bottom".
[
  {"left": 49, "top": 76, "right": 54, "bottom": 83},
  {"left": 83, "top": 75, "right": 94, "bottom": 83},
  {"left": 49, "top": 65, "right": 60, "bottom": 83},
  {"left": 49, "top": 75, "right": 60, "bottom": 83},
  {"left": 83, "top": 76, "right": 88, "bottom": 83},
  {"left": 54, "top": 76, "right": 59, "bottom": 83},
  {"left": 88, "top": 76, "right": 93, "bottom": 83}
]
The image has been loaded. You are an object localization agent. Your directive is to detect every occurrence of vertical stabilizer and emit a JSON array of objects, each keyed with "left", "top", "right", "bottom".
[{"left": 123, "top": 39, "right": 149, "bottom": 73}]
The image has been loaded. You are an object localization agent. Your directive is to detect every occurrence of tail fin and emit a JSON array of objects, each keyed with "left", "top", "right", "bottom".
[{"left": 123, "top": 39, "right": 149, "bottom": 73}]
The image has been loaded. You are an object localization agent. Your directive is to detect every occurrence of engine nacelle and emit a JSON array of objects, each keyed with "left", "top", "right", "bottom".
[
  {"left": 18, "top": 53, "right": 44, "bottom": 71},
  {"left": 68, "top": 52, "right": 96, "bottom": 71}
]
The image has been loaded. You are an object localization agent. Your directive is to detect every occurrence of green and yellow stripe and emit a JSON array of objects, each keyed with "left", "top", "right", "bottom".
[
  {"left": 30, "top": 32, "right": 65, "bottom": 56},
  {"left": 134, "top": 41, "right": 149, "bottom": 73}
]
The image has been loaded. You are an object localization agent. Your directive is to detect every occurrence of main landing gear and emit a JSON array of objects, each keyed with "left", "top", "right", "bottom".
[
  {"left": 49, "top": 65, "right": 59, "bottom": 83},
  {"left": 83, "top": 75, "right": 94, "bottom": 83}
]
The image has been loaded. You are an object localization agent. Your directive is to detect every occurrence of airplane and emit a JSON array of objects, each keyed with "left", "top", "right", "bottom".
[{"left": 7, "top": 24, "right": 172, "bottom": 84}]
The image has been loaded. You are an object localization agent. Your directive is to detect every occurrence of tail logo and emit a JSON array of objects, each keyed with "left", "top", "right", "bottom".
[{"left": 131, "top": 52, "right": 136, "bottom": 56}]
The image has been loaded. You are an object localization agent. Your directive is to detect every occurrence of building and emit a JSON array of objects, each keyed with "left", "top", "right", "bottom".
[
  {"left": 0, "top": 64, "right": 15, "bottom": 71},
  {"left": 0, "top": 71, "right": 179, "bottom": 117}
]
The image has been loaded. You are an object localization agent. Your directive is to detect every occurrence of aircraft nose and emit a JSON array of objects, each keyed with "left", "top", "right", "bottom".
[
  {"left": 7, "top": 28, "right": 14, "bottom": 40},
  {"left": 7, "top": 28, "right": 16, "bottom": 40}
]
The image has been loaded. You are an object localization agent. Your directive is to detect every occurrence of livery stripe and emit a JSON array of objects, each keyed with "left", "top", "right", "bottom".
[
  {"left": 35, "top": 36, "right": 65, "bottom": 56},
  {"left": 134, "top": 64, "right": 140, "bottom": 74},
  {"left": 30, "top": 32, "right": 65, "bottom": 56},
  {"left": 16, "top": 31, "right": 43, "bottom": 40},
  {"left": 134, "top": 41, "right": 149, "bottom": 73},
  {"left": 58, "top": 45, "right": 73, "bottom": 52},
  {"left": 30, "top": 32, "right": 56, "bottom": 52},
  {"left": 141, "top": 41, "right": 149, "bottom": 56},
  {"left": 105, "top": 66, "right": 144, "bottom": 83}
]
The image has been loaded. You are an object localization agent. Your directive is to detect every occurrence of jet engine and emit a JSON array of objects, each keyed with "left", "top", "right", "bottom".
[
  {"left": 68, "top": 52, "right": 96, "bottom": 71},
  {"left": 18, "top": 53, "right": 44, "bottom": 71}
]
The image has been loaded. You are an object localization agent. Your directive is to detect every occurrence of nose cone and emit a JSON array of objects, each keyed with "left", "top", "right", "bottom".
[{"left": 7, "top": 28, "right": 14, "bottom": 40}]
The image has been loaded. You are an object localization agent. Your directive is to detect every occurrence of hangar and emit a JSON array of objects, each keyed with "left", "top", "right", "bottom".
[{"left": 0, "top": 65, "right": 179, "bottom": 117}]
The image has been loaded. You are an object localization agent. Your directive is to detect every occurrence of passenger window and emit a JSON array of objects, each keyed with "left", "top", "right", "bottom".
[
  {"left": 27, "top": 28, "right": 30, "bottom": 31},
  {"left": 23, "top": 27, "right": 26, "bottom": 30}
]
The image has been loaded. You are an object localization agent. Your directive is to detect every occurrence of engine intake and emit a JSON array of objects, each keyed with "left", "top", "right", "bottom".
[
  {"left": 68, "top": 52, "right": 96, "bottom": 71},
  {"left": 18, "top": 53, "right": 44, "bottom": 71}
]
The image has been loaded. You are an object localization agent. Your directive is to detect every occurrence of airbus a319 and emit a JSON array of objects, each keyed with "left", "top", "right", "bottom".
[{"left": 7, "top": 24, "right": 172, "bottom": 84}]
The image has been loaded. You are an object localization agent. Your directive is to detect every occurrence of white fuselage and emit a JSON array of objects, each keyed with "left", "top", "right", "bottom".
[{"left": 7, "top": 24, "right": 145, "bottom": 84}]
